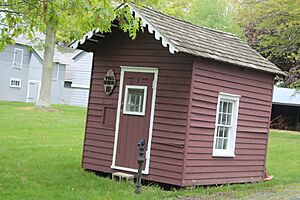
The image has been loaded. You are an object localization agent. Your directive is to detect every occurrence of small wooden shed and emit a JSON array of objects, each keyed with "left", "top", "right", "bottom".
[{"left": 72, "top": 4, "right": 284, "bottom": 187}]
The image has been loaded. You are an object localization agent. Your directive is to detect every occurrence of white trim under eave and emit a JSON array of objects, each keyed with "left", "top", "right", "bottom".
[
  {"left": 130, "top": 4, "right": 178, "bottom": 54},
  {"left": 70, "top": 3, "right": 179, "bottom": 55},
  {"left": 111, "top": 66, "right": 158, "bottom": 175}
]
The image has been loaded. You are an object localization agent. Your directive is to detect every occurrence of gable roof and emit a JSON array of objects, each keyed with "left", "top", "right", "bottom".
[
  {"left": 14, "top": 34, "right": 70, "bottom": 65},
  {"left": 273, "top": 86, "right": 300, "bottom": 106},
  {"left": 71, "top": 3, "right": 285, "bottom": 76}
]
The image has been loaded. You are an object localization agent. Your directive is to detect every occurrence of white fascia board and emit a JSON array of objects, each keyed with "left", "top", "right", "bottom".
[{"left": 70, "top": 3, "right": 179, "bottom": 55}]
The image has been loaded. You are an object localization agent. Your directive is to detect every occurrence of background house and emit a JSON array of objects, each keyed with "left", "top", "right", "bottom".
[
  {"left": 271, "top": 86, "right": 300, "bottom": 130},
  {"left": 0, "top": 36, "right": 69, "bottom": 104},
  {"left": 62, "top": 49, "right": 93, "bottom": 107},
  {"left": 0, "top": 35, "right": 94, "bottom": 107}
]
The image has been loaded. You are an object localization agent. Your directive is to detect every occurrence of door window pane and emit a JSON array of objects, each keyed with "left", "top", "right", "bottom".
[{"left": 124, "top": 86, "right": 147, "bottom": 115}]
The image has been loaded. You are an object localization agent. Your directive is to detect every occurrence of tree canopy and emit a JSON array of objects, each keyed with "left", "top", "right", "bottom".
[
  {"left": 0, "top": 0, "right": 142, "bottom": 107},
  {"left": 0, "top": 0, "right": 142, "bottom": 46},
  {"left": 233, "top": 0, "right": 300, "bottom": 87},
  {"left": 186, "top": 0, "right": 243, "bottom": 37}
]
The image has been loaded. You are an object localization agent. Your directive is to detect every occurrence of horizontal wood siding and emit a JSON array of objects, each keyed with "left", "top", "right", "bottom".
[
  {"left": 70, "top": 88, "right": 90, "bottom": 107},
  {"left": 81, "top": 29, "right": 193, "bottom": 186},
  {"left": 72, "top": 52, "right": 93, "bottom": 87},
  {"left": 183, "top": 58, "right": 274, "bottom": 186}
]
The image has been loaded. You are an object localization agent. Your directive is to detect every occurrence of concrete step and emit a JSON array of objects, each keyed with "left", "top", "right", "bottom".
[{"left": 112, "top": 172, "right": 135, "bottom": 181}]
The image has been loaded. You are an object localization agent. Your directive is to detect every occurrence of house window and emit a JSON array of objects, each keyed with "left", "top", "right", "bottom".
[
  {"left": 13, "top": 48, "right": 23, "bottom": 69},
  {"left": 10, "top": 78, "right": 22, "bottom": 88},
  {"left": 213, "top": 92, "right": 240, "bottom": 157},
  {"left": 123, "top": 85, "right": 147, "bottom": 116}
]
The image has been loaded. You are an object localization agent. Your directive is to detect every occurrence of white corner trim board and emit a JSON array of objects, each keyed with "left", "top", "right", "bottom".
[{"left": 70, "top": 4, "right": 179, "bottom": 54}]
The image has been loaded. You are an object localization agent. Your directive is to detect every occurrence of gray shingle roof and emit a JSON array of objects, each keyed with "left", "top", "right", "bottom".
[
  {"left": 15, "top": 34, "right": 70, "bottom": 65},
  {"left": 72, "top": 3, "right": 284, "bottom": 76},
  {"left": 133, "top": 4, "right": 284, "bottom": 76}
]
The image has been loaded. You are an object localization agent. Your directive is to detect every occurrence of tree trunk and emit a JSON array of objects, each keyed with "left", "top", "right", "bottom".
[{"left": 36, "top": 24, "right": 56, "bottom": 108}]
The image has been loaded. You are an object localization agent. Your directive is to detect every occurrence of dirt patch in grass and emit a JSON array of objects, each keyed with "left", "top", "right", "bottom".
[{"left": 16, "top": 106, "right": 59, "bottom": 112}]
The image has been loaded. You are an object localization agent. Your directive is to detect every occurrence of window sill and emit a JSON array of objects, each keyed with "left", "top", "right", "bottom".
[{"left": 212, "top": 153, "right": 235, "bottom": 158}]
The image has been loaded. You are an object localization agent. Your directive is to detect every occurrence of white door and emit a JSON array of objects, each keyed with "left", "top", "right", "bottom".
[{"left": 27, "top": 81, "right": 40, "bottom": 103}]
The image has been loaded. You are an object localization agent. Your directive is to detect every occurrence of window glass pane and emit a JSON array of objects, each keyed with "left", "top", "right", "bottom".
[
  {"left": 222, "top": 102, "right": 228, "bottom": 113},
  {"left": 215, "top": 138, "right": 223, "bottom": 149},
  {"left": 228, "top": 102, "right": 233, "bottom": 114},
  {"left": 223, "top": 127, "right": 229, "bottom": 138},
  {"left": 221, "top": 113, "right": 227, "bottom": 125},
  {"left": 125, "top": 88, "right": 145, "bottom": 113},
  {"left": 226, "top": 114, "right": 232, "bottom": 125},
  {"left": 217, "top": 126, "right": 223, "bottom": 137},
  {"left": 223, "top": 139, "right": 228, "bottom": 149}
]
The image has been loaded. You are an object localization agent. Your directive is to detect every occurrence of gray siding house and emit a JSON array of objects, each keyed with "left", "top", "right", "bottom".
[
  {"left": 0, "top": 38, "right": 68, "bottom": 104},
  {"left": 63, "top": 50, "right": 93, "bottom": 107}
]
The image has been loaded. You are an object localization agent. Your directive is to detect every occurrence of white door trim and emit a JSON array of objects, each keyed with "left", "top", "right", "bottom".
[
  {"left": 111, "top": 66, "right": 158, "bottom": 175},
  {"left": 26, "top": 80, "right": 41, "bottom": 103}
]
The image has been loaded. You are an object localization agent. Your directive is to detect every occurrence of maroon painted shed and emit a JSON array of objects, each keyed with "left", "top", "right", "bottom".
[{"left": 71, "top": 4, "right": 285, "bottom": 187}]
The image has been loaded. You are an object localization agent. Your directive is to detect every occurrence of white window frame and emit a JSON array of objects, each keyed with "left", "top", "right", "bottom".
[
  {"left": 13, "top": 48, "right": 24, "bottom": 69},
  {"left": 10, "top": 78, "right": 22, "bottom": 88},
  {"left": 213, "top": 92, "right": 241, "bottom": 157},
  {"left": 123, "top": 85, "right": 147, "bottom": 116}
]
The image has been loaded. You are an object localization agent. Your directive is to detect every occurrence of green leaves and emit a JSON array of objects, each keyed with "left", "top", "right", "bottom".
[
  {"left": 0, "top": 0, "right": 144, "bottom": 48},
  {"left": 116, "top": 5, "right": 143, "bottom": 39},
  {"left": 235, "top": 0, "right": 300, "bottom": 72},
  {"left": 186, "top": 0, "right": 244, "bottom": 37}
]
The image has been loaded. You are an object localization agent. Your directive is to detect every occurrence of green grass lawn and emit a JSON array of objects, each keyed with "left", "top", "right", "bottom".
[{"left": 0, "top": 101, "right": 299, "bottom": 200}]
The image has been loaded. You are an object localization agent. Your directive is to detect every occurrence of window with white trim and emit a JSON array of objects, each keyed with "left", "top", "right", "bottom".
[
  {"left": 10, "top": 78, "right": 22, "bottom": 88},
  {"left": 13, "top": 48, "right": 23, "bottom": 69},
  {"left": 123, "top": 85, "right": 147, "bottom": 116},
  {"left": 213, "top": 93, "right": 240, "bottom": 157}
]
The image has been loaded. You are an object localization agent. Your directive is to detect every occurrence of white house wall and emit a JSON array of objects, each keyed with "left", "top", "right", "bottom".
[
  {"left": 0, "top": 43, "right": 66, "bottom": 104},
  {"left": 72, "top": 52, "right": 93, "bottom": 88},
  {"left": 27, "top": 51, "right": 43, "bottom": 81},
  {"left": 63, "top": 51, "right": 93, "bottom": 107},
  {"left": 50, "top": 63, "right": 66, "bottom": 104},
  {"left": 0, "top": 44, "right": 31, "bottom": 102},
  {"left": 70, "top": 88, "right": 90, "bottom": 107}
]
